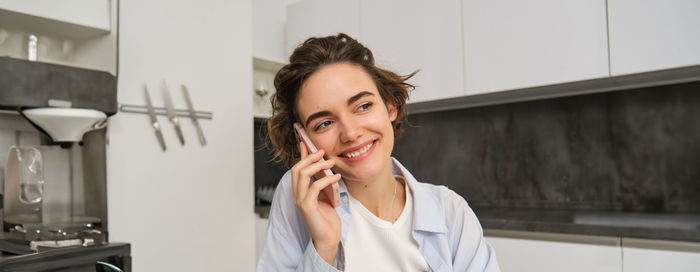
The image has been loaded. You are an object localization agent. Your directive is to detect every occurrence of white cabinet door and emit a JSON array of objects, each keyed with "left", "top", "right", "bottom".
[
  {"left": 622, "top": 239, "right": 700, "bottom": 272},
  {"left": 462, "top": 0, "right": 609, "bottom": 95},
  {"left": 253, "top": 0, "right": 287, "bottom": 63},
  {"left": 255, "top": 216, "right": 270, "bottom": 263},
  {"left": 608, "top": 0, "right": 700, "bottom": 76},
  {"left": 487, "top": 236, "right": 622, "bottom": 272},
  {"left": 285, "top": 0, "right": 361, "bottom": 58},
  {"left": 360, "top": 0, "right": 464, "bottom": 103},
  {"left": 0, "top": 0, "right": 111, "bottom": 37}
]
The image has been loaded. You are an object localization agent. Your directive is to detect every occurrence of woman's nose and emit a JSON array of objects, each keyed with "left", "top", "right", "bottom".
[{"left": 339, "top": 118, "right": 362, "bottom": 143}]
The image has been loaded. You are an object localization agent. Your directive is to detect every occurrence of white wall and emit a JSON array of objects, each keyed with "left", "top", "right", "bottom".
[{"left": 107, "top": 0, "right": 254, "bottom": 271}]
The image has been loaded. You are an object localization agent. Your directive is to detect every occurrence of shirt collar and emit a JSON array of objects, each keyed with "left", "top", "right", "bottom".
[
  {"left": 337, "top": 157, "right": 448, "bottom": 234},
  {"left": 390, "top": 157, "right": 448, "bottom": 233}
]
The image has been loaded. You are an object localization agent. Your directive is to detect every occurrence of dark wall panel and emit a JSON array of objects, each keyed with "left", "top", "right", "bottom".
[{"left": 393, "top": 81, "right": 700, "bottom": 213}]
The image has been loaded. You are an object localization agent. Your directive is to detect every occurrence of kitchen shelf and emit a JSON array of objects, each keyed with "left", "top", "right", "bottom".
[{"left": 253, "top": 56, "right": 286, "bottom": 73}]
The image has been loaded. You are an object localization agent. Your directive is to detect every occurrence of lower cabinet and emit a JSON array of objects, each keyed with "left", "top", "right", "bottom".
[
  {"left": 487, "top": 234, "right": 700, "bottom": 272},
  {"left": 622, "top": 238, "right": 700, "bottom": 272},
  {"left": 255, "top": 215, "right": 270, "bottom": 263},
  {"left": 254, "top": 224, "right": 700, "bottom": 271},
  {"left": 485, "top": 236, "right": 622, "bottom": 272}
]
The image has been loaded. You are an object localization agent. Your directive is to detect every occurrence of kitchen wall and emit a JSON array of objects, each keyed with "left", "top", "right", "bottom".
[
  {"left": 393, "top": 81, "right": 700, "bottom": 213},
  {"left": 108, "top": 0, "right": 255, "bottom": 271}
]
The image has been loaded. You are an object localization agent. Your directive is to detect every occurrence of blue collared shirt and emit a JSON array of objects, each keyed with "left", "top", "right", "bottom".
[{"left": 257, "top": 158, "right": 500, "bottom": 272}]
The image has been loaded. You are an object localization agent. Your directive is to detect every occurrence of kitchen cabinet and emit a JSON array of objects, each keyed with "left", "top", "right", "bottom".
[
  {"left": 622, "top": 238, "right": 700, "bottom": 272},
  {"left": 253, "top": 0, "right": 287, "bottom": 63},
  {"left": 256, "top": 215, "right": 270, "bottom": 262},
  {"left": 284, "top": 0, "right": 360, "bottom": 58},
  {"left": 461, "top": 0, "right": 610, "bottom": 95},
  {"left": 252, "top": 0, "right": 287, "bottom": 118},
  {"left": 0, "top": 0, "right": 116, "bottom": 74},
  {"left": 285, "top": 0, "right": 463, "bottom": 103},
  {"left": 359, "top": 0, "right": 464, "bottom": 103},
  {"left": 488, "top": 232, "right": 700, "bottom": 272},
  {"left": 0, "top": 0, "right": 110, "bottom": 39},
  {"left": 256, "top": 223, "right": 700, "bottom": 271},
  {"left": 607, "top": 0, "right": 700, "bottom": 76},
  {"left": 486, "top": 235, "right": 622, "bottom": 272},
  {"left": 108, "top": 0, "right": 255, "bottom": 271}
]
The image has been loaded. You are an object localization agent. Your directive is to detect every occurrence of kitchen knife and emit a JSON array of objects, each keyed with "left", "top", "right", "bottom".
[
  {"left": 181, "top": 85, "right": 207, "bottom": 146},
  {"left": 162, "top": 81, "right": 185, "bottom": 145},
  {"left": 144, "top": 85, "right": 166, "bottom": 151}
]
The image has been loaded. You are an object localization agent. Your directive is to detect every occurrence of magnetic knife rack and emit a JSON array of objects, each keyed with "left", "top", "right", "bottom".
[
  {"left": 119, "top": 83, "right": 211, "bottom": 150},
  {"left": 119, "top": 104, "right": 212, "bottom": 119}
]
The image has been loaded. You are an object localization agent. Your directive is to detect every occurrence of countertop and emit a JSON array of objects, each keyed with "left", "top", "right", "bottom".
[
  {"left": 473, "top": 207, "right": 700, "bottom": 242},
  {"left": 256, "top": 204, "right": 700, "bottom": 242},
  {"left": 0, "top": 242, "right": 131, "bottom": 271}
]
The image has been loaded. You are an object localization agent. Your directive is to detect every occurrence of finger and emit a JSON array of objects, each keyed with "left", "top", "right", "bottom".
[
  {"left": 291, "top": 142, "right": 305, "bottom": 205},
  {"left": 295, "top": 148, "right": 325, "bottom": 172},
  {"left": 297, "top": 159, "right": 335, "bottom": 201},
  {"left": 303, "top": 173, "right": 341, "bottom": 206},
  {"left": 292, "top": 145, "right": 323, "bottom": 203},
  {"left": 292, "top": 148, "right": 325, "bottom": 192},
  {"left": 299, "top": 159, "right": 335, "bottom": 185}
]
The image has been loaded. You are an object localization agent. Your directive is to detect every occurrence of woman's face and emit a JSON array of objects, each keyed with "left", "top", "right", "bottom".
[{"left": 296, "top": 63, "right": 397, "bottom": 181}]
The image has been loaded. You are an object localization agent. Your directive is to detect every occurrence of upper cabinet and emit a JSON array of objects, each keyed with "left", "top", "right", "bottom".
[
  {"left": 607, "top": 0, "right": 700, "bottom": 76},
  {"left": 359, "top": 0, "right": 464, "bottom": 103},
  {"left": 284, "top": 0, "right": 360, "bottom": 58},
  {"left": 0, "top": 0, "right": 111, "bottom": 39},
  {"left": 253, "top": 0, "right": 287, "bottom": 63},
  {"left": 285, "top": 0, "right": 464, "bottom": 103},
  {"left": 284, "top": 0, "right": 700, "bottom": 108},
  {"left": 462, "top": 0, "right": 610, "bottom": 95},
  {"left": 253, "top": 0, "right": 288, "bottom": 118},
  {"left": 0, "top": 0, "right": 116, "bottom": 74}
]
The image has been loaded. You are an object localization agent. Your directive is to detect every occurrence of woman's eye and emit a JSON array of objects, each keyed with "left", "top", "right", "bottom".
[
  {"left": 314, "top": 120, "right": 332, "bottom": 131},
  {"left": 357, "top": 102, "right": 373, "bottom": 112}
]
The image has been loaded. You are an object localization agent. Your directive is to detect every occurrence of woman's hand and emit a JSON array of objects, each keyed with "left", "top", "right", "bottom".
[{"left": 291, "top": 142, "right": 342, "bottom": 266}]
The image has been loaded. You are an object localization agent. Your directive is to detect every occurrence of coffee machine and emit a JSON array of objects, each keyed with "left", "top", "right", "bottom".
[
  {"left": 0, "top": 57, "right": 117, "bottom": 250},
  {"left": 2, "top": 108, "right": 108, "bottom": 246}
]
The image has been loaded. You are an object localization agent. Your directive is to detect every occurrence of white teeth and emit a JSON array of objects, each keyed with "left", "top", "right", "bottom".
[{"left": 345, "top": 142, "right": 373, "bottom": 158}]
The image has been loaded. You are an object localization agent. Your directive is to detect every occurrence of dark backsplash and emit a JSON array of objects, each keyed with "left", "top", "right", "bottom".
[
  {"left": 254, "top": 120, "right": 289, "bottom": 194},
  {"left": 393, "top": 81, "right": 700, "bottom": 213},
  {"left": 254, "top": 82, "right": 700, "bottom": 213}
]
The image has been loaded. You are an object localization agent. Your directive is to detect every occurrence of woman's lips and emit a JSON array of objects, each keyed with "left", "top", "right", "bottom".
[{"left": 339, "top": 140, "right": 377, "bottom": 162}]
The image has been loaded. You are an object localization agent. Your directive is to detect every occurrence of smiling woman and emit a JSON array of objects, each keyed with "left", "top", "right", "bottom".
[{"left": 257, "top": 33, "right": 501, "bottom": 272}]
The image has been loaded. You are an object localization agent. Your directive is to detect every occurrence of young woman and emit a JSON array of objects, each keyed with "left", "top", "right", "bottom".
[{"left": 257, "top": 34, "right": 500, "bottom": 272}]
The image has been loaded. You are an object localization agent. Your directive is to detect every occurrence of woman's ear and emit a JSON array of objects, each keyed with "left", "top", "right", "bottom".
[{"left": 387, "top": 102, "right": 398, "bottom": 122}]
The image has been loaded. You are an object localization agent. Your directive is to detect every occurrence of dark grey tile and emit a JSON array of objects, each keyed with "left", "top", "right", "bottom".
[{"left": 394, "top": 81, "right": 700, "bottom": 213}]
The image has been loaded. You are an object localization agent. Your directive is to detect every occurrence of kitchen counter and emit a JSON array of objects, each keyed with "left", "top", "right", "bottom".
[
  {"left": 0, "top": 242, "right": 131, "bottom": 271},
  {"left": 474, "top": 207, "right": 700, "bottom": 242},
  {"left": 255, "top": 204, "right": 700, "bottom": 242}
]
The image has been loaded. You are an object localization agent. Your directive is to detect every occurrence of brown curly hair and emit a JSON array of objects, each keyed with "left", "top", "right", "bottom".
[{"left": 266, "top": 33, "right": 415, "bottom": 167}]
